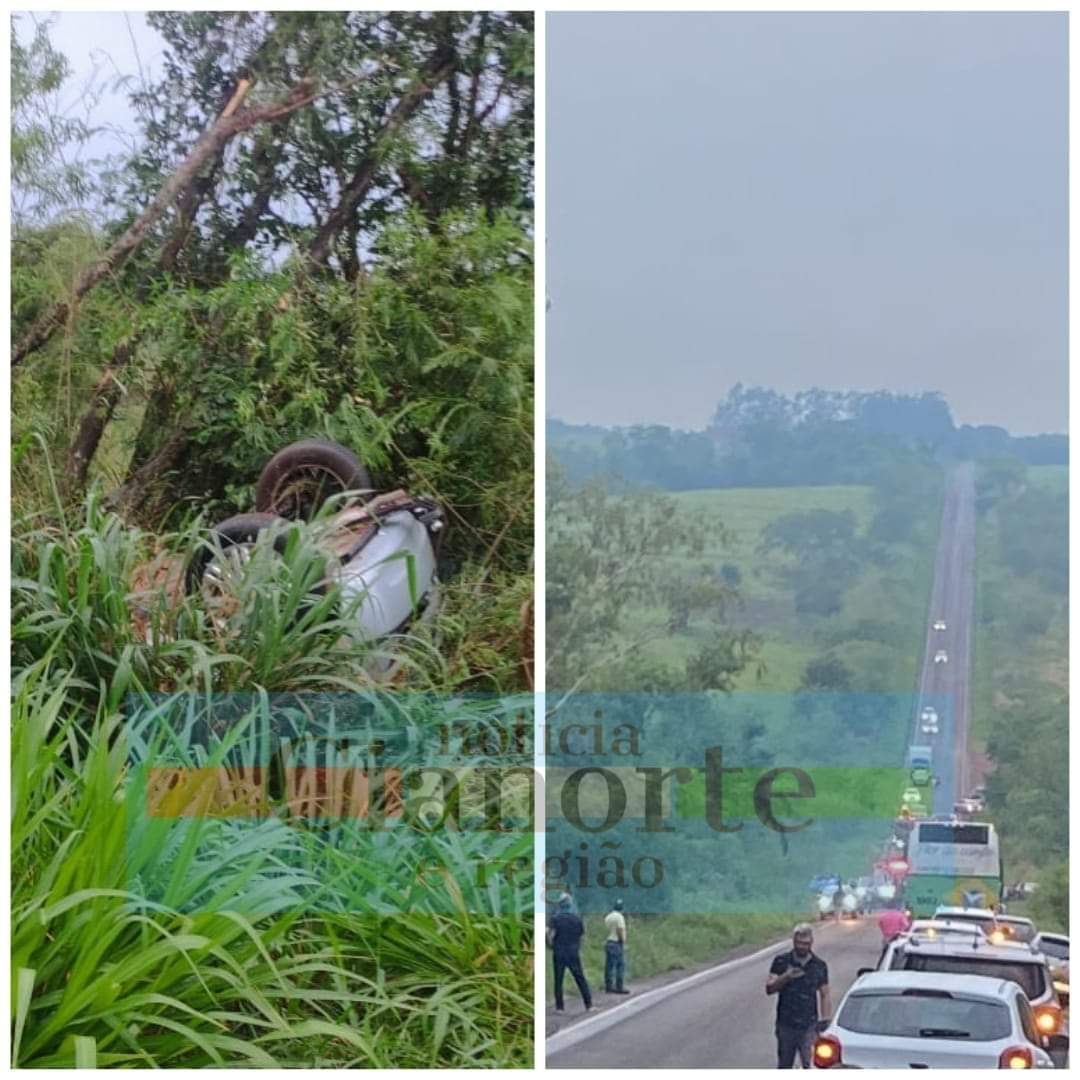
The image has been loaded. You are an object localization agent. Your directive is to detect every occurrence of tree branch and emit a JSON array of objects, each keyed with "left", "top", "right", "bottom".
[
  {"left": 13, "top": 73, "right": 363, "bottom": 369},
  {"left": 305, "top": 58, "right": 454, "bottom": 271}
]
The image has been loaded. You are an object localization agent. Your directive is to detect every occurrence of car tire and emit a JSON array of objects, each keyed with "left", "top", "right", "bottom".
[
  {"left": 255, "top": 439, "right": 373, "bottom": 521},
  {"left": 185, "top": 512, "right": 293, "bottom": 596}
]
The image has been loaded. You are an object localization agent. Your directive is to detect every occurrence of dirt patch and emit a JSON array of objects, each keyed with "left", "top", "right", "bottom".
[{"left": 968, "top": 751, "right": 994, "bottom": 789}]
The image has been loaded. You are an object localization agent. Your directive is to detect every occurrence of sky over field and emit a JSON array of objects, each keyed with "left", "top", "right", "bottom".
[{"left": 547, "top": 12, "right": 1067, "bottom": 434}]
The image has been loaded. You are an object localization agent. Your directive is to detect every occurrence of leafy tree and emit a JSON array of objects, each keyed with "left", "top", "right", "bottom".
[
  {"left": 854, "top": 390, "right": 954, "bottom": 445},
  {"left": 799, "top": 655, "right": 853, "bottom": 693},
  {"left": 975, "top": 457, "right": 1027, "bottom": 514},
  {"left": 546, "top": 468, "right": 759, "bottom": 695},
  {"left": 553, "top": 386, "right": 1064, "bottom": 494},
  {"left": 998, "top": 487, "right": 1067, "bottom": 593},
  {"left": 759, "top": 509, "right": 859, "bottom": 560},
  {"left": 11, "top": 15, "right": 99, "bottom": 225},
  {"left": 684, "top": 631, "right": 763, "bottom": 692},
  {"left": 13, "top": 12, "right": 534, "bottom": 524},
  {"left": 719, "top": 562, "right": 741, "bottom": 587},
  {"left": 664, "top": 567, "right": 736, "bottom": 633},
  {"left": 759, "top": 509, "right": 864, "bottom": 617},
  {"left": 1031, "top": 862, "right": 1068, "bottom": 931}
]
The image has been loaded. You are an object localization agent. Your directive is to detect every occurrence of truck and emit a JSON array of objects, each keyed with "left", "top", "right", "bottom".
[{"left": 908, "top": 745, "right": 933, "bottom": 788}]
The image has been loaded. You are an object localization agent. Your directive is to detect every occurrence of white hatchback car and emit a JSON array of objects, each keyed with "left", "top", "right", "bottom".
[
  {"left": 814, "top": 971, "right": 1064, "bottom": 1069},
  {"left": 995, "top": 915, "right": 1039, "bottom": 946},
  {"left": 933, "top": 619, "right": 947, "bottom": 631},
  {"left": 933, "top": 906, "right": 999, "bottom": 934},
  {"left": 934, "top": 649, "right": 948, "bottom": 664},
  {"left": 881, "top": 930, "right": 1065, "bottom": 1039},
  {"left": 1034, "top": 932, "right": 1069, "bottom": 971},
  {"left": 906, "top": 919, "right": 986, "bottom": 943}
]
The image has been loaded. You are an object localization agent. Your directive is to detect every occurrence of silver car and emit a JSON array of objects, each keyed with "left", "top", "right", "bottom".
[
  {"left": 184, "top": 440, "right": 445, "bottom": 680},
  {"left": 814, "top": 971, "right": 1064, "bottom": 1068}
]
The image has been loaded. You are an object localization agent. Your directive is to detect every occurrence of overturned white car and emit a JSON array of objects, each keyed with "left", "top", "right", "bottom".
[{"left": 136, "top": 439, "right": 444, "bottom": 679}]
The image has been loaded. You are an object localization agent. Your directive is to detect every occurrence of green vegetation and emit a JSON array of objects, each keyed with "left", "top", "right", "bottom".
[
  {"left": 1028, "top": 464, "right": 1068, "bottom": 494},
  {"left": 972, "top": 460, "right": 1067, "bottom": 931},
  {"left": 622, "top": 480, "right": 940, "bottom": 696},
  {"left": 547, "top": 913, "right": 798, "bottom": 1002},
  {"left": 548, "top": 385, "right": 1065, "bottom": 492},
  {"left": 12, "top": 13, "right": 533, "bottom": 1067},
  {"left": 546, "top": 445, "right": 942, "bottom": 985}
]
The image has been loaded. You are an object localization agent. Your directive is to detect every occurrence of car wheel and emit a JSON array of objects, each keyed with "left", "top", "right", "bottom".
[
  {"left": 255, "top": 439, "right": 373, "bottom": 521},
  {"left": 185, "top": 512, "right": 293, "bottom": 597}
]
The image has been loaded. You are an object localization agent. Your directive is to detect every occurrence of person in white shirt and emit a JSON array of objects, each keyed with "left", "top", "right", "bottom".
[{"left": 604, "top": 899, "right": 630, "bottom": 994}]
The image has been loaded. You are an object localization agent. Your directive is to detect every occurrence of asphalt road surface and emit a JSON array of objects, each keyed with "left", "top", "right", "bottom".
[
  {"left": 548, "top": 467, "right": 980, "bottom": 1068},
  {"left": 913, "top": 462, "right": 977, "bottom": 814},
  {"left": 548, "top": 919, "right": 884, "bottom": 1068}
]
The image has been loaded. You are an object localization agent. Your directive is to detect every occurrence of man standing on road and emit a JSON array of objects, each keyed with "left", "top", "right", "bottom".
[
  {"left": 548, "top": 893, "right": 593, "bottom": 1013},
  {"left": 766, "top": 924, "right": 831, "bottom": 1069},
  {"left": 604, "top": 899, "right": 630, "bottom": 994}
]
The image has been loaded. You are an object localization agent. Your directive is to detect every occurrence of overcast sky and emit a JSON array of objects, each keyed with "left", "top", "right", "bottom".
[
  {"left": 547, "top": 13, "right": 1067, "bottom": 435},
  {"left": 15, "top": 11, "right": 163, "bottom": 162}
]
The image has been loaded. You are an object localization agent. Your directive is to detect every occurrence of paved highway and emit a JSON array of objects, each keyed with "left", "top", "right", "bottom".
[
  {"left": 913, "top": 462, "right": 977, "bottom": 814},
  {"left": 547, "top": 467, "right": 980, "bottom": 1068},
  {"left": 548, "top": 920, "right": 882, "bottom": 1068}
]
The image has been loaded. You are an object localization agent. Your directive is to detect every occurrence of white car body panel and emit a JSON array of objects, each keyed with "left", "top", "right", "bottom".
[
  {"left": 337, "top": 510, "right": 438, "bottom": 639},
  {"left": 821, "top": 971, "right": 1057, "bottom": 1069}
]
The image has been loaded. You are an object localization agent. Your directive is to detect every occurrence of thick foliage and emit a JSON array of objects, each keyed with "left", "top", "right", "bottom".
[{"left": 12, "top": 494, "right": 533, "bottom": 1067}]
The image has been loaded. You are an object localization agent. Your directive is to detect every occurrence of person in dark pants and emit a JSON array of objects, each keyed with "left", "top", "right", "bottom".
[
  {"left": 604, "top": 898, "right": 629, "bottom": 993},
  {"left": 766, "top": 923, "right": 831, "bottom": 1068},
  {"left": 548, "top": 893, "right": 592, "bottom": 1013}
]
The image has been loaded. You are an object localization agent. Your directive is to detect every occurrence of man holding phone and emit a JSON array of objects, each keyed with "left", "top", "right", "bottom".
[{"left": 765, "top": 924, "right": 831, "bottom": 1068}]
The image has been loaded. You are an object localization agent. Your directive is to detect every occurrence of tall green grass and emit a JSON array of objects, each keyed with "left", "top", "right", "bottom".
[{"left": 12, "top": 489, "right": 533, "bottom": 1067}]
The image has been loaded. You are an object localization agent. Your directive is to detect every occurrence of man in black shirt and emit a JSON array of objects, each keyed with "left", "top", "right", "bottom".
[
  {"left": 766, "top": 923, "right": 831, "bottom": 1068},
  {"left": 547, "top": 893, "right": 593, "bottom": 1012}
]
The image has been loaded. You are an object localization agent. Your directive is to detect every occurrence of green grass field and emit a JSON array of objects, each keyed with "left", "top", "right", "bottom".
[
  {"left": 545, "top": 481, "right": 941, "bottom": 985},
  {"left": 628, "top": 483, "right": 933, "bottom": 694},
  {"left": 669, "top": 484, "right": 876, "bottom": 601},
  {"left": 1028, "top": 464, "right": 1068, "bottom": 493},
  {"left": 546, "top": 912, "right": 801, "bottom": 1002}
]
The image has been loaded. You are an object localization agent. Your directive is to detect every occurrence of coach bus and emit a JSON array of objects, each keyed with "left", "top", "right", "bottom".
[{"left": 904, "top": 820, "right": 1003, "bottom": 917}]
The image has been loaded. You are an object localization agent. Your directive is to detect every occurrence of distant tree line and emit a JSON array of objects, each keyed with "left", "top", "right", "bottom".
[{"left": 549, "top": 385, "right": 1066, "bottom": 492}]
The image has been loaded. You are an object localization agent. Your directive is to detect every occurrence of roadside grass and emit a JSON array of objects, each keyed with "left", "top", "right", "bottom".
[
  {"left": 548, "top": 481, "right": 941, "bottom": 990},
  {"left": 971, "top": 488, "right": 1068, "bottom": 746},
  {"left": 11, "top": 487, "right": 533, "bottom": 1067},
  {"left": 970, "top": 468, "right": 1067, "bottom": 917},
  {"left": 971, "top": 506, "right": 996, "bottom": 750},
  {"left": 545, "top": 913, "right": 802, "bottom": 1004}
]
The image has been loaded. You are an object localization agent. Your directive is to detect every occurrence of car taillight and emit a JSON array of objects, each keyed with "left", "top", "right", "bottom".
[
  {"left": 999, "top": 1046, "right": 1034, "bottom": 1069},
  {"left": 1034, "top": 1004, "right": 1061, "bottom": 1034},
  {"left": 813, "top": 1035, "right": 842, "bottom": 1068}
]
